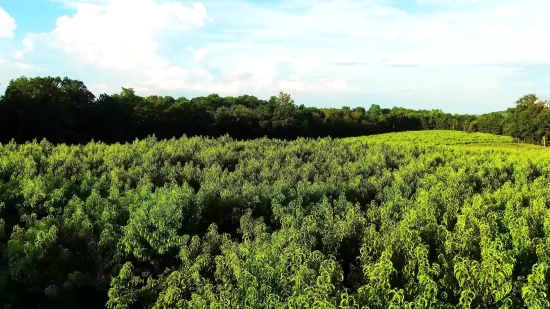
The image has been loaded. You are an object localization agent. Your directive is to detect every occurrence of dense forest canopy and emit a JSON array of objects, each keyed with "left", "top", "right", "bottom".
[
  {"left": 2, "top": 76, "right": 550, "bottom": 308},
  {"left": 1, "top": 76, "right": 548, "bottom": 145},
  {"left": 1, "top": 132, "right": 549, "bottom": 308}
]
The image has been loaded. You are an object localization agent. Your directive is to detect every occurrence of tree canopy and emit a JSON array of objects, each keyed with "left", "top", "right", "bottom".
[
  {"left": 1, "top": 132, "right": 550, "bottom": 308},
  {"left": 0, "top": 75, "right": 487, "bottom": 144},
  {"left": 1, "top": 76, "right": 548, "bottom": 145}
]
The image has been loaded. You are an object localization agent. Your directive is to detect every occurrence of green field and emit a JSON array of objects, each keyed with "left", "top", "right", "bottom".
[
  {"left": 347, "top": 130, "right": 549, "bottom": 151},
  {"left": 1, "top": 130, "right": 550, "bottom": 308},
  {"left": 345, "top": 130, "right": 517, "bottom": 145}
]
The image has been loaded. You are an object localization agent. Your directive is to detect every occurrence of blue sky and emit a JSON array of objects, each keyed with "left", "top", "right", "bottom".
[{"left": 0, "top": 0, "right": 549, "bottom": 114}]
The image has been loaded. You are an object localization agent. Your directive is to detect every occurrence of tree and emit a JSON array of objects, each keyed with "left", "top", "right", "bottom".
[
  {"left": 469, "top": 112, "right": 505, "bottom": 135},
  {"left": 271, "top": 92, "right": 298, "bottom": 139},
  {"left": 0, "top": 76, "right": 95, "bottom": 144}
]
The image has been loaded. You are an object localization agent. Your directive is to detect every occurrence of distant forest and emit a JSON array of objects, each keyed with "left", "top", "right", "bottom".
[{"left": 0, "top": 76, "right": 548, "bottom": 145}]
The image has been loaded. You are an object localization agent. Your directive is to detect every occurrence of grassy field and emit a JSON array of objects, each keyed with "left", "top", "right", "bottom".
[
  {"left": 345, "top": 130, "right": 515, "bottom": 145},
  {"left": 346, "top": 130, "right": 548, "bottom": 151}
]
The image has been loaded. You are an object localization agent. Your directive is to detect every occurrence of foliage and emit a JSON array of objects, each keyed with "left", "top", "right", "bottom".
[
  {"left": 0, "top": 76, "right": 479, "bottom": 144},
  {"left": 345, "top": 130, "right": 516, "bottom": 146},
  {"left": 1, "top": 131, "right": 550, "bottom": 308}
]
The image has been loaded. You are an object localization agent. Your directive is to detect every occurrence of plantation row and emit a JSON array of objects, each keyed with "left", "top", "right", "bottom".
[
  {"left": 346, "top": 130, "right": 517, "bottom": 146},
  {"left": 1, "top": 133, "right": 549, "bottom": 308}
]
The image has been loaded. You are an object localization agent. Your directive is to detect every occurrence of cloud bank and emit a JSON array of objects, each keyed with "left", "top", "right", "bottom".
[{"left": 1, "top": 0, "right": 549, "bottom": 113}]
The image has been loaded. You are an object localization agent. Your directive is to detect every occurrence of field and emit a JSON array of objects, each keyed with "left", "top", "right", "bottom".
[
  {"left": 1, "top": 130, "right": 550, "bottom": 308},
  {"left": 345, "top": 130, "right": 518, "bottom": 146},
  {"left": 348, "top": 130, "right": 549, "bottom": 152}
]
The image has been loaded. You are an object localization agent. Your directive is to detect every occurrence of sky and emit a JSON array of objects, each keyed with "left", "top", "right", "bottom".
[{"left": 0, "top": 0, "right": 549, "bottom": 114}]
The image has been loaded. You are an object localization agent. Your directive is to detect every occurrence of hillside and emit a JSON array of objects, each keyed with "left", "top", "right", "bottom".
[{"left": 1, "top": 130, "right": 550, "bottom": 308}]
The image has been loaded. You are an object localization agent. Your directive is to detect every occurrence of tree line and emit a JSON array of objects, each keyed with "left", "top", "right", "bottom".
[
  {"left": 471, "top": 94, "right": 550, "bottom": 144},
  {"left": 0, "top": 76, "right": 547, "bottom": 144}
]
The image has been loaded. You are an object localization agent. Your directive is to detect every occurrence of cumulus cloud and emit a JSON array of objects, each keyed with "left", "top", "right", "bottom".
[
  {"left": 193, "top": 48, "right": 208, "bottom": 63},
  {"left": 87, "top": 83, "right": 109, "bottom": 94},
  {"left": 46, "top": 0, "right": 207, "bottom": 70},
  {"left": 0, "top": 7, "right": 41, "bottom": 84},
  {"left": 280, "top": 76, "right": 349, "bottom": 92},
  {"left": 19, "top": 0, "right": 223, "bottom": 94},
  {"left": 0, "top": 59, "right": 42, "bottom": 78},
  {"left": 0, "top": 7, "right": 16, "bottom": 38},
  {"left": 4, "top": 0, "right": 550, "bottom": 112},
  {"left": 214, "top": 0, "right": 550, "bottom": 66},
  {"left": 15, "top": 0, "right": 358, "bottom": 95}
]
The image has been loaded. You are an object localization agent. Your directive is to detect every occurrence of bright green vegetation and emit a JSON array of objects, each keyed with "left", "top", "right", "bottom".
[
  {"left": 1, "top": 131, "right": 550, "bottom": 308},
  {"left": 345, "top": 130, "right": 517, "bottom": 146},
  {"left": 348, "top": 131, "right": 549, "bottom": 152}
]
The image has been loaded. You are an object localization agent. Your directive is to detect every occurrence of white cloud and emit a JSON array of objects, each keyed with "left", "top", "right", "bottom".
[
  {"left": 5, "top": 0, "right": 550, "bottom": 112},
  {"left": 193, "top": 48, "right": 208, "bottom": 63},
  {"left": 280, "top": 76, "right": 349, "bottom": 92},
  {"left": 0, "top": 7, "right": 40, "bottom": 87},
  {"left": 0, "top": 7, "right": 16, "bottom": 38},
  {"left": 15, "top": 0, "right": 357, "bottom": 95},
  {"left": 13, "top": 50, "right": 24, "bottom": 59},
  {"left": 87, "top": 83, "right": 109, "bottom": 93},
  {"left": 196, "top": 0, "right": 550, "bottom": 100},
  {"left": 231, "top": 0, "right": 550, "bottom": 66},
  {"left": 12, "top": 35, "right": 36, "bottom": 59},
  {"left": 45, "top": 0, "right": 207, "bottom": 70},
  {"left": 231, "top": 57, "right": 279, "bottom": 91},
  {"left": 18, "top": 0, "right": 219, "bottom": 94},
  {"left": 0, "top": 59, "right": 42, "bottom": 84}
]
